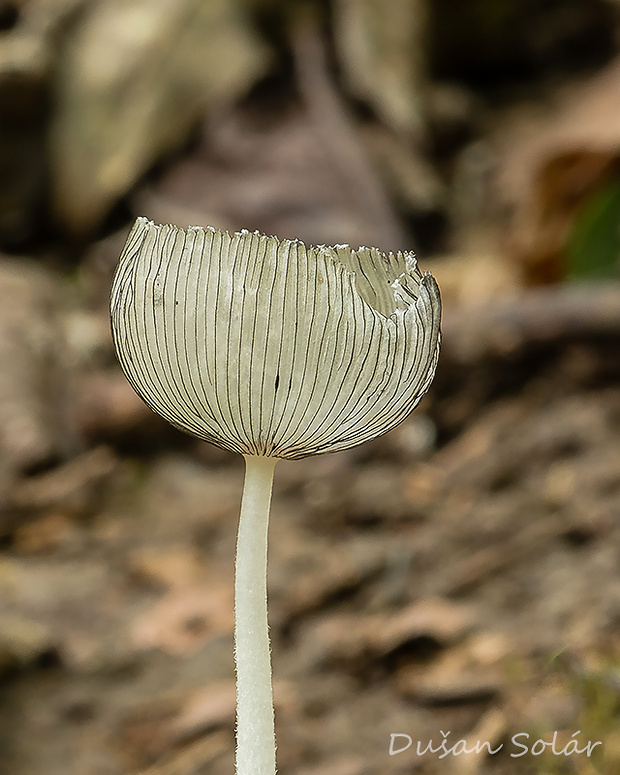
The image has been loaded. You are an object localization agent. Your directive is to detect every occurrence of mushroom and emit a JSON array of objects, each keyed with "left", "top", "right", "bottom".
[{"left": 110, "top": 217, "right": 441, "bottom": 775}]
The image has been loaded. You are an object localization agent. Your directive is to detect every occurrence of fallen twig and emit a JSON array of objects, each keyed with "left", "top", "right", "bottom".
[{"left": 442, "top": 282, "right": 620, "bottom": 365}]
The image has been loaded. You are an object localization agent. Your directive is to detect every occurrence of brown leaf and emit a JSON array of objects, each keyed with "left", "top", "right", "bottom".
[
  {"left": 495, "top": 56, "right": 620, "bottom": 282},
  {"left": 131, "top": 575, "right": 233, "bottom": 657}
]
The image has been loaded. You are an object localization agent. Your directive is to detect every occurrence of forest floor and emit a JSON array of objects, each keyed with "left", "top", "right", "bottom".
[{"left": 0, "top": 274, "right": 619, "bottom": 775}]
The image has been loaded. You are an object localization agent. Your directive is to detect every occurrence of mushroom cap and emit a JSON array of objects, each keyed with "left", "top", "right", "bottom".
[{"left": 110, "top": 218, "right": 441, "bottom": 459}]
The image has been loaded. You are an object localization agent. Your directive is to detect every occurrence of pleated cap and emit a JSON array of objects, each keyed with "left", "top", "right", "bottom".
[{"left": 110, "top": 218, "right": 441, "bottom": 459}]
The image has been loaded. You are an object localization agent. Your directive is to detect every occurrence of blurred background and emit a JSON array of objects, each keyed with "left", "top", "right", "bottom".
[{"left": 1, "top": 0, "right": 620, "bottom": 773}]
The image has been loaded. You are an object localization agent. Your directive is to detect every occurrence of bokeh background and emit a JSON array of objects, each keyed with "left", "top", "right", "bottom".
[{"left": 1, "top": 0, "right": 620, "bottom": 773}]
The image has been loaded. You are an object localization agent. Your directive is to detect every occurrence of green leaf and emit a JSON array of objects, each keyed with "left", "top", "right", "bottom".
[{"left": 567, "top": 180, "right": 620, "bottom": 280}]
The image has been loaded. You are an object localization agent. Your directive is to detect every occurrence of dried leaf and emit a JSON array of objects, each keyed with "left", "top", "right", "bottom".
[
  {"left": 334, "top": 0, "right": 428, "bottom": 137},
  {"left": 50, "top": 0, "right": 268, "bottom": 233}
]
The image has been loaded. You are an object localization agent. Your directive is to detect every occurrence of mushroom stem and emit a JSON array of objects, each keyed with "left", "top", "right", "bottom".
[{"left": 234, "top": 454, "right": 278, "bottom": 775}]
